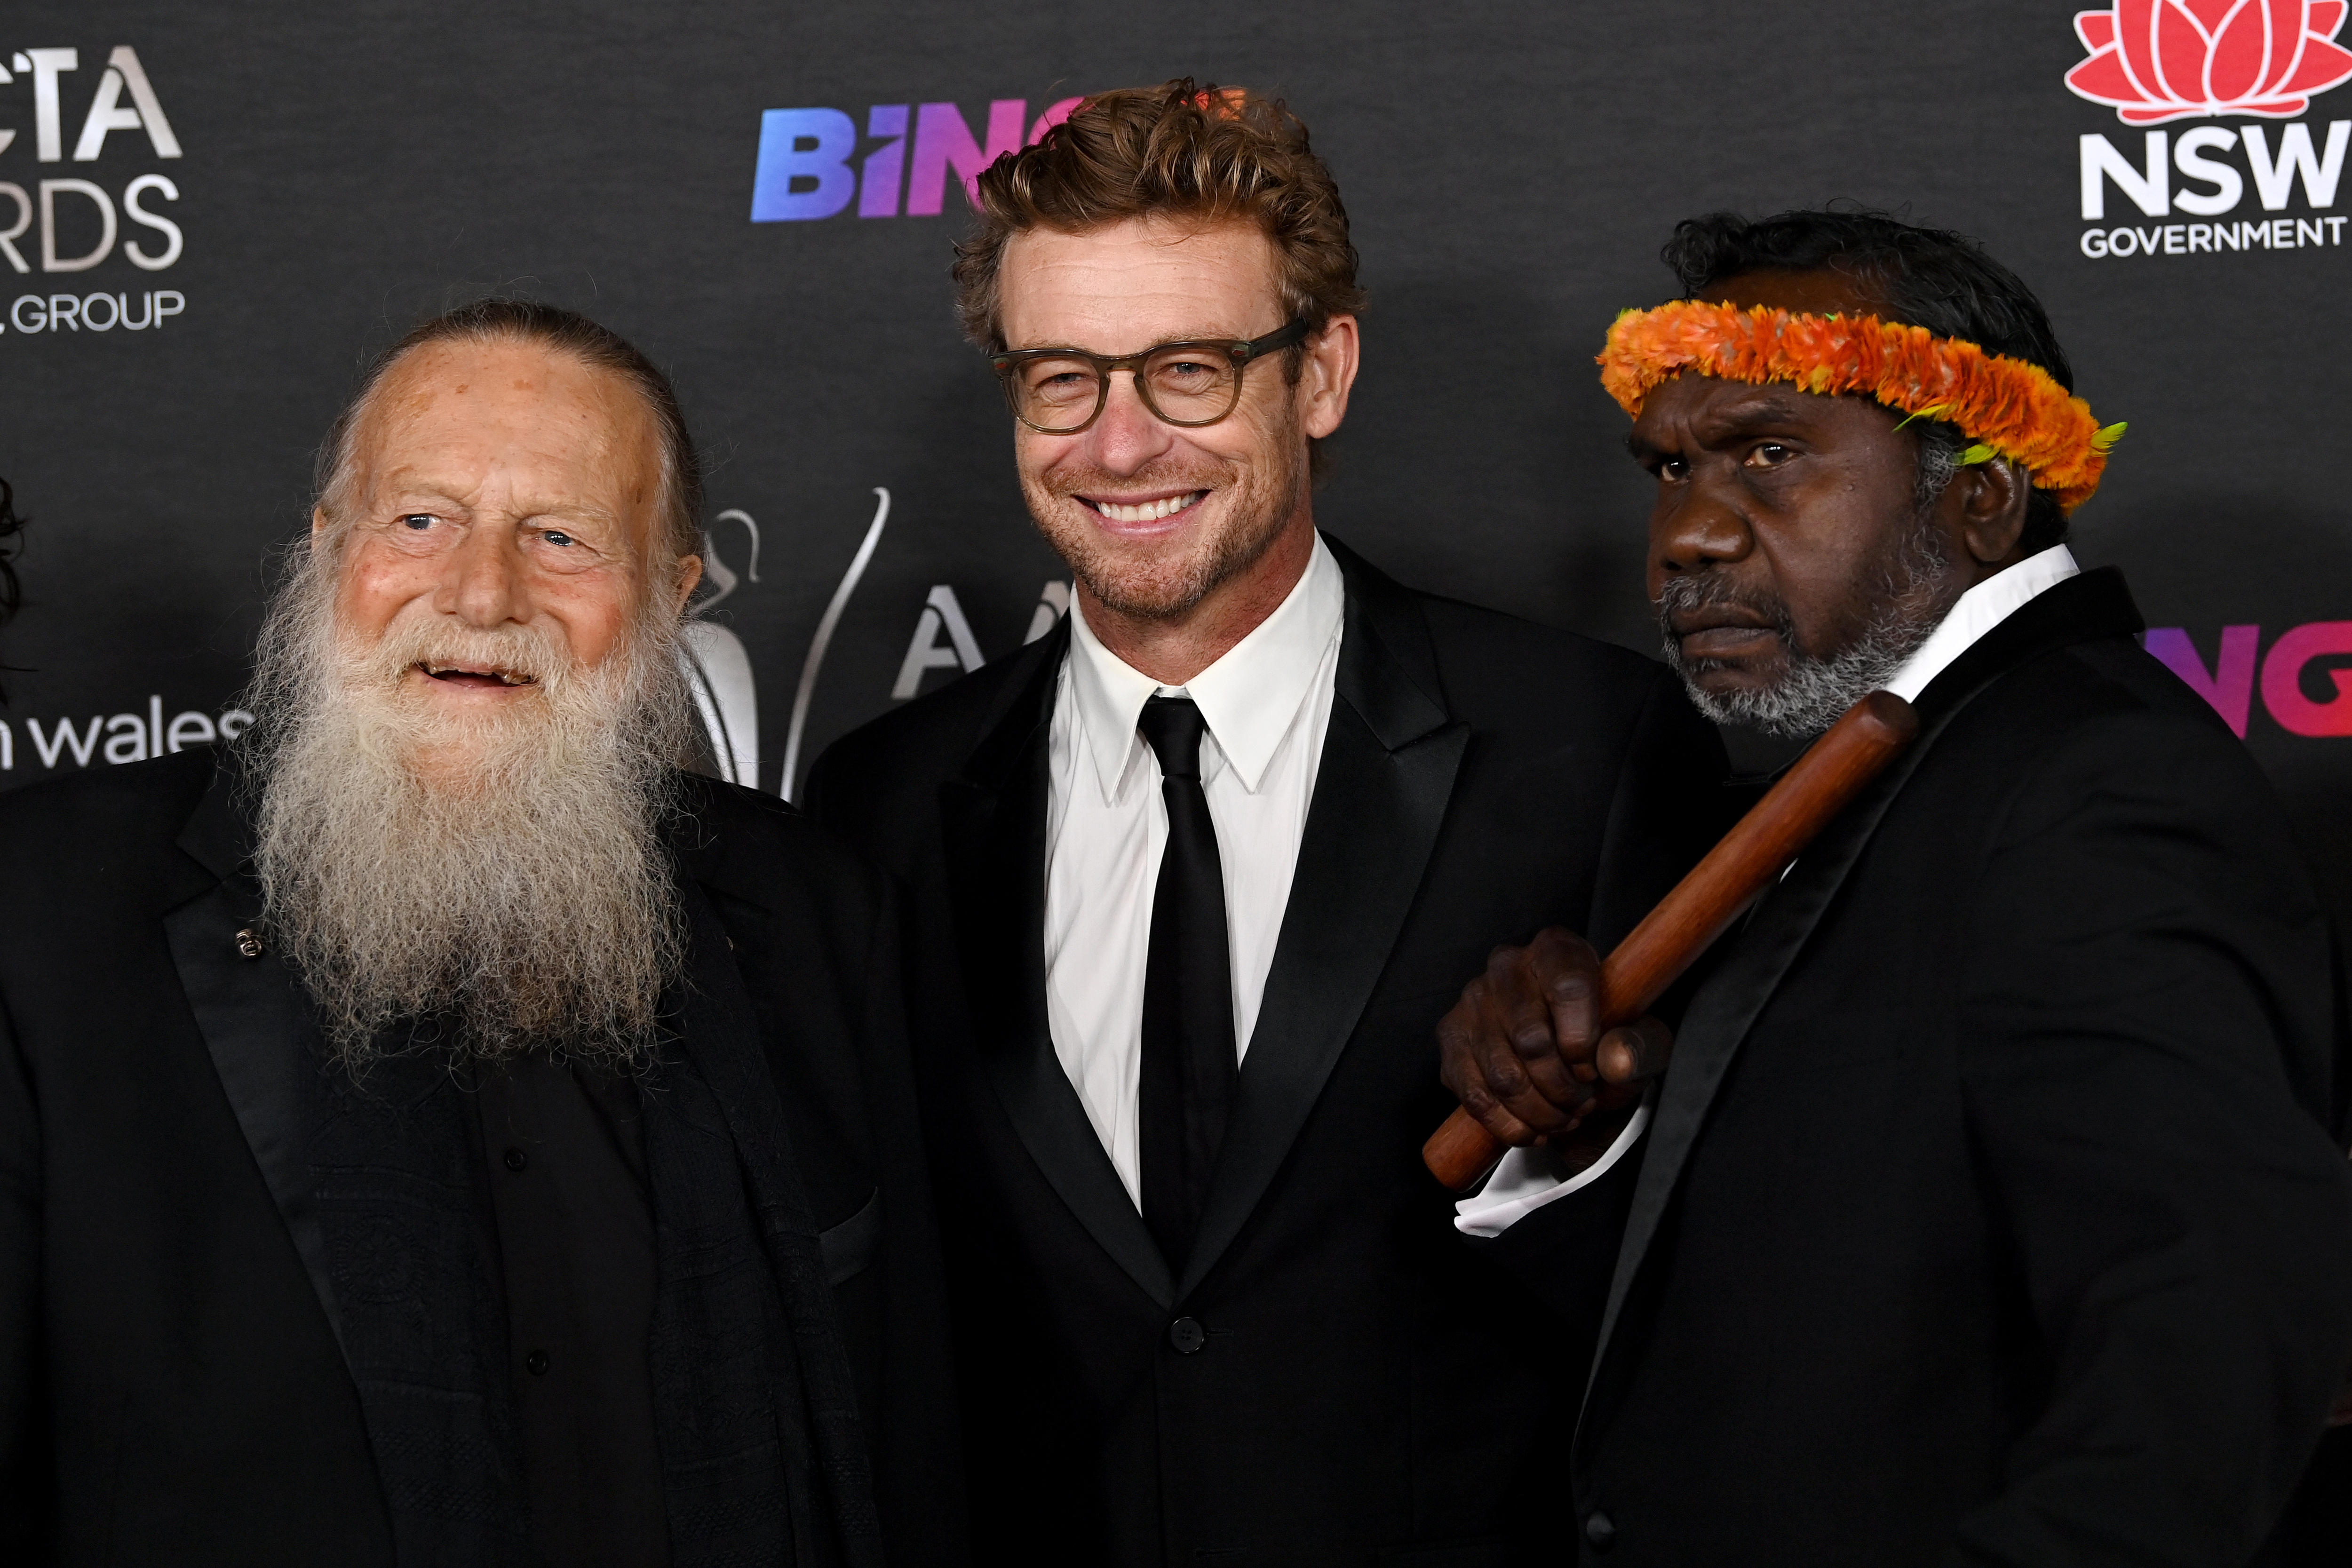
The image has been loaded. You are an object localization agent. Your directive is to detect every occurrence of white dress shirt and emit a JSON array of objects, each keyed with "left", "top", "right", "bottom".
[
  {"left": 1044, "top": 535, "right": 1348, "bottom": 1207},
  {"left": 1454, "top": 544, "right": 2083, "bottom": 1237}
]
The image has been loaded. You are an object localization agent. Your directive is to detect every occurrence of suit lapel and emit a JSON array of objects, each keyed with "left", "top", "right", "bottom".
[
  {"left": 1581, "top": 728, "right": 1939, "bottom": 1383},
  {"left": 1176, "top": 540, "right": 1467, "bottom": 1298},
  {"left": 940, "top": 622, "right": 1177, "bottom": 1307},
  {"left": 1583, "top": 567, "right": 2148, "bottom": 1387},
  {"left": 162, "top": 763, "right": 350, "bottom": 1359}
]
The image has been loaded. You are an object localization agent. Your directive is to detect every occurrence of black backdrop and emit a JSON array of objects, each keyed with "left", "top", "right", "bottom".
[
  {"left": 5, "top": 0, "right": 2351, "bottom": 927},
  {"left": 7, "top": 0, "right": 2352, "bottom": 1551}
]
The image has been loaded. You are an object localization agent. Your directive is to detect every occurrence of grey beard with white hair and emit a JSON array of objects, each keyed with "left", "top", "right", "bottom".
[
  {"left": 1657, "top": 510, "right": 1959, "bottom": 739},
  {"left": 241, "top": 535, "right": 693, "bottom": 1074}
]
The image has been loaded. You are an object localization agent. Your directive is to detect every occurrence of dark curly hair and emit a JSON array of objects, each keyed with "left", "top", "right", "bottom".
[
  {"left": 952, "top": 79, "right": 1362, "bottom": 350},
  {"left": 1661, "top": 208, "right": 2075, "bottom": 552},
  {"left": 0, "top": 478, "right": 23, "bottom": 701},
  {"left": 952, "top": 78, "right": 1364, "bottom": 481}
]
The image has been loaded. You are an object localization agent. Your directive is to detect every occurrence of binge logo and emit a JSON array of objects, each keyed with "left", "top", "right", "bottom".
[
  {"left": 749, "top": 94, "right": 1084, "bottom": 222},
  {"left": 2064, "top": 5, "right": 2352, "bottom": 255},
  {"left": 2147, "top": 621, "right": 2352, "bottom": 736}
]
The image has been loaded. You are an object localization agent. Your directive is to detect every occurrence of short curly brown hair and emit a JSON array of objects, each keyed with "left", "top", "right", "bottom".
[{"left": 951, "top": 79, "right": 1365, "bottom": 353}]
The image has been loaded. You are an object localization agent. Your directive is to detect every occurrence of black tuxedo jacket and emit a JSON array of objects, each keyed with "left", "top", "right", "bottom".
[
  {"left": 806, "top": 537, "right": 1727, "bottom": 1567},
  {"left": 0, "top": 750, "right": 963, "bottom": 1566},
  {"left": 1491, "top": 569, "right": 2352, "bottom": 1567}
]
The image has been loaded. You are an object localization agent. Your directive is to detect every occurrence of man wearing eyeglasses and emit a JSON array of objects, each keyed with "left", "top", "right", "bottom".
[{"left": 806, "top": 80, "right": 1725, "bottom": 1568}]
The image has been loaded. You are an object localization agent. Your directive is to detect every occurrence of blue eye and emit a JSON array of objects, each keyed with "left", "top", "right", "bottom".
[
  {"left": 543, "top": 530, "right": 574, "bottom": 547},
  {"left": 401, "top": 514, "right": 433, "bottom": 530}
]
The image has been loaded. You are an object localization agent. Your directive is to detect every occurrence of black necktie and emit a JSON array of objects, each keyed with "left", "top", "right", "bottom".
[{"left": 1136, "top": 695, "right": 1238, "bottom": 1270}]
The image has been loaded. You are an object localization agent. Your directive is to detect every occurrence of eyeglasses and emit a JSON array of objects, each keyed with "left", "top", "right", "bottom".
[{"left": 989, "top": 319, "right": 1311, "bottom": 435}]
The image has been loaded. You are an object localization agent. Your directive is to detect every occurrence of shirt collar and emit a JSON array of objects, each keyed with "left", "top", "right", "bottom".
[
  {"left": 1883, "top": 543, "right": 2080, "bottom": 703},
  {"left": 1066, "top": 533, "right": 1347, "bottom": 803}
]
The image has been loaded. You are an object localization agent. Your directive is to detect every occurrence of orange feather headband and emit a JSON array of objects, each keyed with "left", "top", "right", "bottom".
[{"left": 1596, "top": 300, "right": 2125, "bottom": 513}]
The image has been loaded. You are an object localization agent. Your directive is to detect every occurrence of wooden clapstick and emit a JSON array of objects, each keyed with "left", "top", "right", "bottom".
[{"left": 1422, "top": 689, "right": 1919, "bottom": 1193}]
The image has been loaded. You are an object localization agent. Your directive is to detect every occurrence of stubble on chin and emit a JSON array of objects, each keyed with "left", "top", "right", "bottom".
[
  {"left": 1022, "top": 443, "right": 1306, "bottom": 623},
  {"left": 1657, "top": 510, "right": 1963, "bottom": 738}
]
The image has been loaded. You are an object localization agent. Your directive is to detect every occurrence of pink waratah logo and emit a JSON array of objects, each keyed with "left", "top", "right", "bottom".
[{"left": 2066, "top": 0, "right": 2352, "bottom": 123}]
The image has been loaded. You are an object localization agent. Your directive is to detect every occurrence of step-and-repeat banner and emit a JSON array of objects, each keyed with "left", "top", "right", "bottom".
[{"left": 5, "top": 0, "right": 2350, "bottom": 913}]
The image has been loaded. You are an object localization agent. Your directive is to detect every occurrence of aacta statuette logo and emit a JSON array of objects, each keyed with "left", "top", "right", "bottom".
[
  {"left": 2068, "top": 4, "right": 2352, "bottom": 256},
  {"left": 2066, "top": 0, "right": 2352, "bottom": 122}
]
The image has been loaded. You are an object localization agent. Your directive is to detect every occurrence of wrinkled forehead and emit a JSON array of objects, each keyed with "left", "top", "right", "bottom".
[
  {"left": 1629, "top": 374, "right": 1886, "bottom": 451},
  {"left": 346, "top": 341, "right": 666, "bottom": 519}
]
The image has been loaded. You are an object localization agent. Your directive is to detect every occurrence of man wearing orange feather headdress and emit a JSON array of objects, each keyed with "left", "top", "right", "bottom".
[{"left": 1434, "top": 209, "right": 2352, "bottom": 1567}]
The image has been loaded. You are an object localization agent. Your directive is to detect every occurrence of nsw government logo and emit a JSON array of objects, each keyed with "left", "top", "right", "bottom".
[
  {"left": 2066, "top": 0, "right": 2352, "bottom": 121},
  {"left": 2066, "top": 2, "right": 2352, "bottom": 256}
]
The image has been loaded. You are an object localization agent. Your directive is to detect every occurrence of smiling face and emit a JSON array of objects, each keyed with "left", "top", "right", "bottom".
[
  {"left": 322, "top": 338, "right": 698, "bottom": 759},
  {"left": 994, "top": 215, "right": 1356, "bottom": 669},
  {"left": 254, "top": 330, "right": 705, "bottom": 1067},
  {"left": 1629, "top": 268, "right": 2011, "bottom": 733}
]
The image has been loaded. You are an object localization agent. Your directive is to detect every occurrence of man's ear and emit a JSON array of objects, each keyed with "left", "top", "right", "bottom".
[
  {"left": 1953, "top": 456, "right": 2031, "bottom": 569},
  {"left": 671, "top": 554, "right": 704, "bottom": 616},
  {"left": 1298, "top": 314, "right": 1360, "bottom": 440},
  {"left": 311, "top": 505, "right": 330, "bottom": 536}
]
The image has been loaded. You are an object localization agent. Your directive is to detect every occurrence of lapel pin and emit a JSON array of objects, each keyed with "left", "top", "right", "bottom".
[{"left": 235, "top": 927, "right": 265, "bottom": 960}]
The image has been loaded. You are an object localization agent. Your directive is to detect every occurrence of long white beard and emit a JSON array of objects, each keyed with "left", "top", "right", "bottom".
[{"left": 242, "top": 542, "right": 693, "bottom": 1073}]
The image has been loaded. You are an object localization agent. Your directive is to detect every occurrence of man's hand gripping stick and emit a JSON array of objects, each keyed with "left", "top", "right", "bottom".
[{"left": 1422, "top": 690, "right": 1920, "bottom": 1193}]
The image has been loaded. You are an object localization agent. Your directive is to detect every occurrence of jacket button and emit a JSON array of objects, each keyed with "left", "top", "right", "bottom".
[
  {"left": 503, "top": 1147, "right": 528, "bottom": 1172},
  {"left": 235, "top": 927, "right": 265, "bottom": 959},
  {"left": 1168, "top": 1317, "right": 1207, "bottom": 1354},
  {"left": 526, "top": 1350, "right": 549, "bottom": 1376},
  {"left": 1583, "top": 1510, "right": 1616, "bottom": 1552}
]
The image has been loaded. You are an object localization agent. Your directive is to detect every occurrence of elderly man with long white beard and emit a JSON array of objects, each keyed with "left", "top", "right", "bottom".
[{"left": 0, "top": 301, "right": 962, "bottom": 1568}]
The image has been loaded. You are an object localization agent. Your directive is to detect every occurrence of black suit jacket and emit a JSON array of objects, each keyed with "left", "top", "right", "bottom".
[
  {"left": 0, "top": 750, "right": 964, "bottom": 1566},
  {"left": 1492, "top": 568, "right": 2352, "bottom": 1567},
  {"left": 806, "top": 537, "right": 1727, "bottom": 1568}
]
